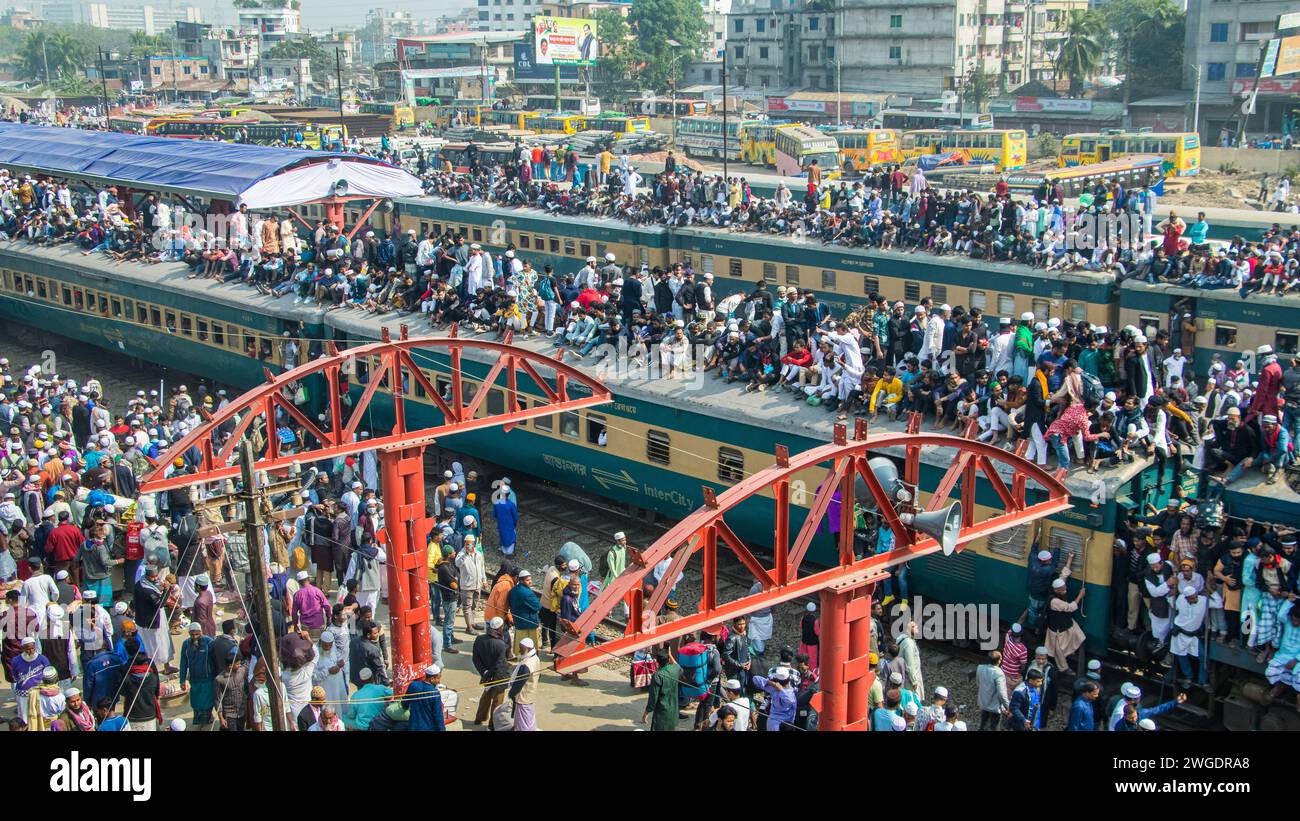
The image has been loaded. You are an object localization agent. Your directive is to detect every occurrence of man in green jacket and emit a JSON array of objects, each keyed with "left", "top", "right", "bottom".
[
  {"left": 641, "top": 647, "right": 681, "bottom": 731},
  {"left": 602, "top": 532, "right": 628, "bottom": 619}
]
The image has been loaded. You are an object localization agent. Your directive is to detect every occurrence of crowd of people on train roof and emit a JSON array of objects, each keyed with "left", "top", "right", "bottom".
[{"left": 0, "top": 151, "right": 1296, "bottom": 493}]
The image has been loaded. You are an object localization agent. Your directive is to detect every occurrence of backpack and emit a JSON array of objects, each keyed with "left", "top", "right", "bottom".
[{"left": 1080, "top": 371, "right": 1105, "bottom": 409}]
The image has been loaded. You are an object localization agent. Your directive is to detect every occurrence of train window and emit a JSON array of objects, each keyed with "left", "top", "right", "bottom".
[
  {"left": 98, "top": 296, "right": 108, "bottom": 315},
  {"left": 110, "top": 298, "right": 122, "bottom": 318},
  {"left": 1069, "top": 302, "right": 1087, "bottom": 323},
  {"left": 212, "top": 323, "right": 225, "bottom": 345},
  {"left": 1, "top": 271, "right": 8, "bottom": 290},
  {"left": 969, "top": 290, "right": 986, "bottom": 311},
  {"left": 73, "top": 290, "right": 84, "bottom": 310},
  {"left": 559, "top": 411, "right": 580, "bottom": 438},
  {"left": 763, "top": 263, "right": 777, "bottom": 283},
  {"left": 1136, "top": 314, "right": 1160, "bottom": 338},
  {"left": 717, "top": 447, "right": 745, "bottom": 484},
  {"left": 534, "top": 409, "right": 553, "bottom": 433},
  {"left": 36, "top": 280, "right": 47, "bottom": 300},
  {"left": 165, "top": 312, "right": 177, "bottom": 333},
  {"left": 1213, "top": 324, "right": 1236, "bottom": 347},
  {"left": 62, "top": 287, "right": 72, "bottom": 306},
  {"left": 682, "top": 254, "right": 692, "bottom": 268},
  {"left": 149, "top": 308, "right": 161, "bottom": 328},
  {"left": 564, "top": 240, "right": 576, "bottom": 256},
  {"left": 486, "top": 390, "right": 505, "bottom": 416},
  {"left": 862, "top": 276, "right": 879, "bottom": 295},
  {"left": 123, "top": 301, "right": 134, "bottom": 322},
  {"left": 646, "top": 430, "right": 671, "bottom": 465},
  {"left": 998, "top": 294, "right": 1015, "bottom": 315},
  {"left": 419, "top": 221, "right": 430, "bottom": 237},
  {"left": 580, "top": 243, "right": 591, "bottom": 258},
  {"left": 536, "top": 236, "right": 545, "bottom": 250},
  {"left": 596, "top": 244, "right": 608, "bottom": 260},
  {"left": 520, "top": 235, "right": 530, "bottom": 249},
  {"left": 197, "top": 319, "right": 208, "bottom": 341},
  {"left": 435, "top": 376, "right": 451, "bottom": 402},
  {"left": 701, "top": 255, "right": 714, "bottom": 274},
  {"left": 1277, "top": 332, "right": 1299, "bottom": 356},
  {"left": 904, "top": 281, "right": 920, "bottom": 302},
  {"left": 244, "top": 334, "right": 257, "bottom": 356},
  {"left": 472, "top": 228, "right": 482, "bottom": 243},
  {"left": 729, "top": 259, "right": 743, "bottom": 278},
  {"left": 821, "top": 269, "right": 835, "bottom": 289},
  {"left": 987, "top": 523, "right": 1029, "bottom": 559},
  {"left": 1047, "top": 527, "right": 1085, "bottom": 572},
  {"left": 587, "top": 413, "right": 607, "bottom": 446},
  {"left": 785, "top": 265, "right": 800, "bottom": 286},
  {"left": 1032, "top": 299, "right": 1050, "bottom": 320},
  {"left": 930, "top": 285, "right": 947, "bottom": 304},
  {"left": 550, "top": 238, "right": 560, "bottom": 253},
  {"left": 180, "top": 315, "right": 193, "bottom": 336}
]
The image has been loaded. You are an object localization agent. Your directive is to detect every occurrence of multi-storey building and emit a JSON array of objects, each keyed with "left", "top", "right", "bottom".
[
  {"left": 176, "top": 21, "right": 258, "bottom": 81},
  {"left": 236, "top": 3, "right": 300, "bottom": 51}
]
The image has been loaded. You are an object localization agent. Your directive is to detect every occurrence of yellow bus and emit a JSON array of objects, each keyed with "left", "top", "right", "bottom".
[
  {"left": 1059, "top": 129, "right": 1200, "bottom": 176},
  {"left": 199, "top": 106, "right": 254, "bottom": 119},
  {"left": 830, "top": 128, "right": 901, "bottom": 175},
  {"left": 435, "top": 102, "right": 491, "bottom": 128},
  {"left": 361, "top": 101, "right": 416, "bottom": 129},
  {"left": 741, "top": 122, "right": 777, "bottom": 166},
  {"left": 773, "top": 125, "right": 841, "bottom": 179},
  {"left": 483, "top": 109, "right": 541, "bottom": 130},
  {"left": 536, "top": 113, "right": 587, "bottom": 135},
  {"left": 592, "top": 113, "right": 650, "bottom": 135},
  {"left": 899, "top": 128, "right": 1028, "bottom": 170},
  {"left": 108, "top": 115, "right": 152, "bottom": 134}
]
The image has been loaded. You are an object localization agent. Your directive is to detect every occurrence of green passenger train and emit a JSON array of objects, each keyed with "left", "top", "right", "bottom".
[{"left": 0, "top": 241, "right": 1204, "bottom": 657}]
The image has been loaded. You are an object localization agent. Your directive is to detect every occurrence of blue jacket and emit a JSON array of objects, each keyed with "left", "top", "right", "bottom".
[
  {"left": 83, "top": 649, "right": 126, "bottom": 709},
  {"left": 179, "top": 635, "right": 216, "bottom": 685},
  {"left": 507, "top": 583, "right": 542, "bottom": 630},
  {"left": 402, "top": 679, "right": 445, "bottom": 731},
  {"left": 1066, "top": 697, "right": 1095, "bottom": 731}
]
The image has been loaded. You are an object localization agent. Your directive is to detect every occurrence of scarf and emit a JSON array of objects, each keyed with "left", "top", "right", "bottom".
[{"left": 64, "top": 702, "right": 95, "bottom": 731}]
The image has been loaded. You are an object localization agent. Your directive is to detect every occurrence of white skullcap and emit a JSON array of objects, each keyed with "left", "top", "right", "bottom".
[
  {"left": 55, "top": 570, "right": 68, "bottom": 580},
  {"left": 320, "top": 631, "right": 334, "bottom": 642},
  {"left": 64, "top": 687, "right": 81, "bottom": 698},
  {"left": 359, "top": 668, "right": 374, "bottom": 681},
  {"left": 489, "top": 616, "right": 504, "bottom": 629},
  {"left": 613, "top": 531, "right": 626, "bottom": 540},
  {"left": 1011, "top": 623, "right": 1023, "bottom": 633},
  {"left": 1051, "top": 578, "right": 1066, "bottom": 590},
  {"left": 1138, "top": 718, "right": 1156, "bottom": 730},
  {"left": 1037, "top": 550, "right": 1052, "bottom": 561},
  {"left": 723, "top": 678, "right": 742, "bottom": 691},
  {"left": 424, "top": 664, "right": 442, "bottom": 676},
  {"left": 891, "top": 715, "right": 907, "bottom": 730},
  {"left": 444, "top": 470, "right": 453, "bottom": 479},
  {"left": 903, "top": 702, "right": 918, "bottom": 716},
  {"left": 567, "top": 560, "right": 580, "bottom": 571},
  {"left": 517, "top": 569, "right": 532, "bottom": 578},
  {"left": 1088, "top": 659, "right": 1102, "bottom": 671},
  {"left": 519, "top": 637, "right": 535, "bottom": 650},
  {"left": 170, "top": 719, "right": 186, "bottom": 731},
  {"left": 114, "top": 601, "right": 128, "bottom": 614},
  {"left": 1020, "top": 312, "right": 1035, "bottom": 321},
  {"left": 1182, "top": 586, "right": 1197, "bottom": 596},
  {"left": 187, "top": 622, "right": 201, "bottom": 632},
  {"left": 889, "top": 671, "right": 903, "bottom": 685},
  {"left": 1121, "top": 682, "right": 1141, "bottom": 699},
  {"left": 1147, "top": 553, "right": 1162, "bottom": 565},
  {"left": 806, "top": 602, "right": 817, "bottom": 612},
  {"left": 449, "top": 483, "right": 459, "bottom": 491},
  {"left": 934, "top": 686, "right": 949, "bottom": 699},
  {"left": 772, "top": 666, "right": 791, "bottom": 681},
  {"left": 296, "top": 570, "right": 309, "bottom": 581}
]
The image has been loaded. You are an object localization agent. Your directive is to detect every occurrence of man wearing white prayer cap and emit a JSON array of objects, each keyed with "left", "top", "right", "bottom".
[
  {"left": 315, "top": 629, "right": 348, "bottom": 705},
  {"left": 402, "top": 663, "right": 446, "bottom": 731},
  {"left": 1170, "top": 583, "right": 1208, "bottom": 687},
  {"left": 751, "top": 664, "right": 797, "bottom": 731},
  {"left": 510, "top": 635, "right": 542, "bottom": 731},
  {"left": 1044, "top": 562, "right": 1086, "bottom": 675},
  {"left": 472, "top": 615, "right": 511, "bottom": 725}
]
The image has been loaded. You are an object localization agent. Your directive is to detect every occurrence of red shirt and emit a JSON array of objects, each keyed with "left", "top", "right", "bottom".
[{"left": 45, "top": 522, "right": 84, "bottom": 562}]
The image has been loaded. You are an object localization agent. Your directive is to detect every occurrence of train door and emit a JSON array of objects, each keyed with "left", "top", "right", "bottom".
[{"left": 1098, "top": 144, "right": 1112, "bottom": 162}]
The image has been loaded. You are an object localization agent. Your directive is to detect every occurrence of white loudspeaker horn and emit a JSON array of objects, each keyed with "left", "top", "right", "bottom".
[{"left": 907, "top": 502, "right": 962, "bottom": 556}]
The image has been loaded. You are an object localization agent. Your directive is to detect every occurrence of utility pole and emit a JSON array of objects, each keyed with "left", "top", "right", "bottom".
[
  {"left": 335, "top": 47, "right": 346, "bottom": 139},
  {"left": 238, "top": 438, "right": 287, "bottom": 732},
  {"left": 722, "top": 47, "right": 729, "bottom": 182},
  {"left": 835, "top": 1, "right": 843, "bottom": 127},
  {"left": 97, "top": 47, "right": 110, "bottom": 118},
  {"left": 1236, "top": 40, "right": 1269, "bottom": 147},
  {"left": 1191, "top": 64, "right": 1202, "bottom": 136},
  {"left": 40, "top": 36, "right": 49, "bottom": 87}
]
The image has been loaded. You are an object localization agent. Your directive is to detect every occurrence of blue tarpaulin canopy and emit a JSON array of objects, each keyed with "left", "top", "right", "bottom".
[{"left": 0, "top": 122, "right": 414, "bottom": 204}]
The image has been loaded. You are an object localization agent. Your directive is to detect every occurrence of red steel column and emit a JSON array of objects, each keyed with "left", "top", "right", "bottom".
[
  {"left": 379, "top": 445, "right": 434, "bottom": 691},
  {"left": 818, "top": 584, "right": 876, "bottom": 731}
]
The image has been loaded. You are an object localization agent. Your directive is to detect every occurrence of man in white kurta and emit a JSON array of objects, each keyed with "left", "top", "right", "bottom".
[
  {"left": 1170, "top": 586, "right": 1208, "bottom": 685},
  {"left": 312, "top": 630, "right": 348, "bottom": 707},
  {"left": 1266, "top": 602, "right": 1300, "bottom": 699}
]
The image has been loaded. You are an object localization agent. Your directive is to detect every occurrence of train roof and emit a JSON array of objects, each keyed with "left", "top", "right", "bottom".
[
  {"left": 4, "top": 243, "right": 323, "bottom": 323},
  {"left": 322, "top": 305, "right": 1145, "bottom": 500}
]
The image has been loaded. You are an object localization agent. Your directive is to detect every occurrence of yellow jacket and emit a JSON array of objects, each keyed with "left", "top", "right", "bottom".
[{"left": 870, "top": 377, "right": 903, "bottom": 411}]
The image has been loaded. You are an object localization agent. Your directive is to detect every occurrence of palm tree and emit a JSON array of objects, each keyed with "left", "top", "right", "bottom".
[
  {"left": 1054, "top": 10, "right": 1104, "bottom": 97},
  {"left": 16, "top": 31, "right": 84, "bottom": 83},
  {"left": 1102, "top": 0, "right": 1182, "bottom": 115}
]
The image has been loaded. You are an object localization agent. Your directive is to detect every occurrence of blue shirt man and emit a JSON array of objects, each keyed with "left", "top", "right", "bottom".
[
  {"left": 752, "top": 668, "right": 798, "bottom": 731},
  {"left": 403, "top": 666, "right": 446, "bottom": 731}
]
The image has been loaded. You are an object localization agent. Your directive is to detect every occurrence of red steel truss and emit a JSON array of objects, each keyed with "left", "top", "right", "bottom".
[
  {"left": 553, "top": 414, "right": 1072, "bottom": 730},
  {"left": 138, "top": 325, "right": 611, "bottom": 688}
]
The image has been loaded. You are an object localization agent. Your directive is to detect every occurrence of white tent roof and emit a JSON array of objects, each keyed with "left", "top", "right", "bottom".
[{"left": 238, "top": 156, "right": 424, "bottom": 209}]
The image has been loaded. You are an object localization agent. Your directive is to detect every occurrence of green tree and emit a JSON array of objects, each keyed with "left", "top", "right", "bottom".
[
  {"left": 961, "top": 66, "right": 993, "bottom": 113},
  {"left": 128, "top": 32, "right": 172, "bottom": 59},
  {"left": 16, "top": 30, "right": 85, "bottom": 83},
  {"left": 591, "top": 8, "right": 636, "bottom": 103},
  {"left": 627, "top": 0, "right": 708, "bottom": 92},
  {"left": 266, "top": 35, "right": 333, "bottom": 83},
  {"left": 54, "top": 71, "right": 98, "bottom": 97},
  {"left": 1100, "top": 0, "right": 1185, "bottom": 111},
  {"left": 1053, "top": 9, "right": 1105, "bottom": 97}
]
